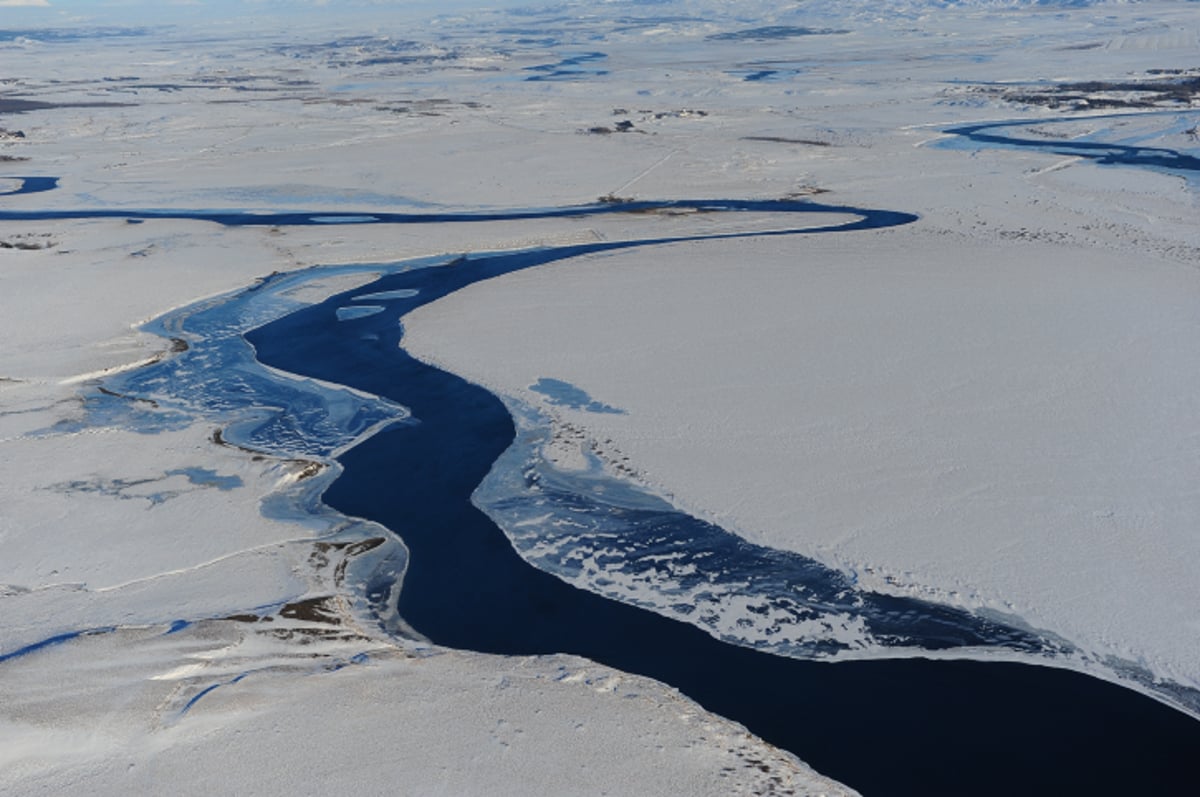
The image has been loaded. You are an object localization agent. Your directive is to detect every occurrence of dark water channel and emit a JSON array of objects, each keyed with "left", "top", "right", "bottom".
[
  {"left": 245, "top": 225, "right": 1200, "bottom": 796},
  {"left": 943, "top": 115, "right": 1200, "bottom": 176},
  {"left": 5, "top": 185, "right": 1197, "bottom": 793},
  {"left": 0, "top": 176, "right": 58, "bottom": 196}
]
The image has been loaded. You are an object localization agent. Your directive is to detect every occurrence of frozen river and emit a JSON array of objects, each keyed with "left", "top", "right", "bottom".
[
  {"left": 8, "top": 189, "right": 1194, "bottom": 794},
  {"left": 251, "top": 250, "right": 1200, "bottom": 796}
]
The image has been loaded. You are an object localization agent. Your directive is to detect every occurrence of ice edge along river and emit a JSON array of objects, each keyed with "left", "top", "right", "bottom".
[{"left": 4, "top": 192, "right": 1194, "bottom": 794}]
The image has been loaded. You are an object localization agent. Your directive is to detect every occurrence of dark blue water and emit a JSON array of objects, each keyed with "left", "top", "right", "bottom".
[
  {"left": 741, "top": 69, "right": 780, "bottom": 82},
  {"left": 524, "top": 51, "right": 608, "bottom": 82},
  {"left": 8, "top": 187, "right": 1199, "bottom": 793},
  {"left": 243, "top": 233, "right": 1199, "bottom": 797},
  {"left": 529, "top": 377, "right": 625, "bottom": 414},
  {"left": 0, "top": 28, "right": 148, "bottom": 44},
  {"left": 0, "top": 627, "right": 116, "bottom": 664},
  {"left": 707, "top": 26, "right": 849, "bottom": 42},
  {"left": 943, "top": 116, "right": 1200, "bottom": 176},
  {"left": 0, "top": 176, "right": 58, "bottom": 197},
  {"left": 0, "top": 196, "right": 910, "bottom": 229}
]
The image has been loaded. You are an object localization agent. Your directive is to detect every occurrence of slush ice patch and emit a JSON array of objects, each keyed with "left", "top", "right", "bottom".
[
  {"left": 531, "top": 378, "right": 625, "bottom": 414},
  {"left": 478, "top": 402, "right": 1068, "bottom": 662},
  {"left": 165, "top": 467, "right": 242, "bottom": 491},
  {"left": 309, "top": 215, "right": 379, "bottom": 224},
  {"left": 352, "top": 289, "right": 419, "bottom": 301},
  {"left": 336, "top": 305, "right": 386, "bottom": 321},
  {"left": 37, "top": 387, "right": 193, "bottom": 437}
]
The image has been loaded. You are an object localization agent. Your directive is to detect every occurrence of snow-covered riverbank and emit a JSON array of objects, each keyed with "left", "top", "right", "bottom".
[{"left": 4, "top": 1, "right": 1200, "bottom": 794}]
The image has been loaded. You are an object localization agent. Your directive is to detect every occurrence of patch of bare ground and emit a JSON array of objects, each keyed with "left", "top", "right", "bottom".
[
  {"left": 957, "top": 70, "right": 1200, "bottom": 111},
  {"left": 209, "top": 427, "right": 326, "bottom": 480},
  {"left": 0, "top": 233, "right": 56, "bottom": 250},
  {"left": 742, "top": 136, "right": 831, "bottom": 146},
  {"left": 0, "top": 98, "right": 134, "bottom": 114},
  {"left": 585, "top": 108, "right": 708, "bottom": 135}
]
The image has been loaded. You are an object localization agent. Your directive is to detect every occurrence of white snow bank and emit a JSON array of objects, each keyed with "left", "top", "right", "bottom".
[
  {"left": 0, "top": 13, "right": 871, "bottom": 793},
  {"left": 0, "top": 624, "right": 848, "bottom": 797},
  {"left": 405, "top": 228, "right": 1200, "bottom": 694},
  {"left": 3, "top": 2, "right": 1199, "bottom": 794},
  {"left": 0, "top": 213, "right": 845, "bottom": 796}
]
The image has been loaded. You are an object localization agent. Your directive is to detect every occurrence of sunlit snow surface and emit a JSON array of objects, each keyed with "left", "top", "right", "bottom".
[
  {"left": 44, "top": 203, "right": 1198, "bottom": 714},
  {"left": 36, "top": 264, "right": 422, "bottom": 638},
  {"left": 18, "top": 194, "right": 1067, "bottom": 666},
  {"left": 478, "top": 401, "right": 1062, "bottom": 658},
  {"left": 936, "top": 110, "right": 1200, "bottom": 188},
  {"left": 5, "top": 2, "right": 1200, "bottom": 791}
]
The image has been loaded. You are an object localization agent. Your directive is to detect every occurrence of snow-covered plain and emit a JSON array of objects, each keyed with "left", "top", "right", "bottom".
[
  {"left": 404, "top": 1, "right": 1200, "bottom": 699},
  {"left": 2, "top": 0, "right": 1200, "bottom": 794}
]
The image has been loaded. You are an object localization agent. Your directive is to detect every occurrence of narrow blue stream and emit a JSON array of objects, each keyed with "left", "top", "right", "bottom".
[{"left": 939, "top": 111, "right": 1200, "bottom": 184}]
